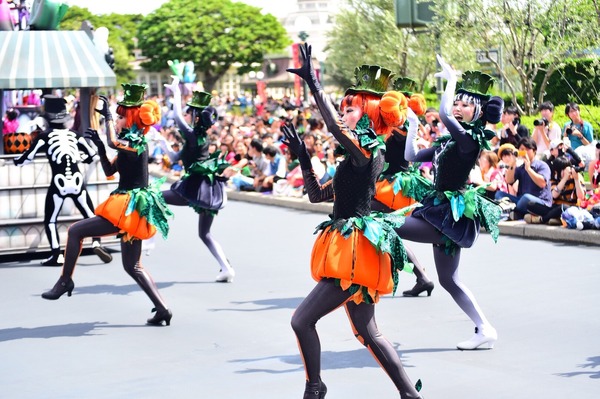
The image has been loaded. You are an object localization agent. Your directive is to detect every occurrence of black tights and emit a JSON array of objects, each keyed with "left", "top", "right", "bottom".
[
  {"left": 162, "top": 190, "right": 231, "bottom": 271},
  {"left": 61, "top": 216, "right": 168, "bottom": 311},
  {"left": 291, "top": 278, "right": 420, "bottom": 399}
]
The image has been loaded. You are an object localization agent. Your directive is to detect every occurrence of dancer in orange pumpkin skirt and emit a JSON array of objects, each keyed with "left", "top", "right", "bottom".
[
  {"left": 285, "top": 43, "right": 423, "bottom": 399},
  {"left": 41, "top": 84, "right": 174, "bottom": 326},
  {"left": 371, "top": 76, "right": 436, "bottom": 298}
]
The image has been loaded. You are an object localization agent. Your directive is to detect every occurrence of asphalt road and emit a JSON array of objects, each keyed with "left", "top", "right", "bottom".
[{"left": 1, "top": 200, "right": 598, "bottom": 399}]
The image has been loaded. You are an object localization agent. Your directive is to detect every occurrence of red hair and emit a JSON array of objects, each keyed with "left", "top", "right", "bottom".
[
  {"left": 340, "top": 92, "right": 406, "bottom": 138},
  {"left": 116, "top": 100, "right": 161, "bottom": 135}
]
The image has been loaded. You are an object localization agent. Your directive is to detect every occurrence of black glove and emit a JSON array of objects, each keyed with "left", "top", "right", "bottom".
[
  {"left": 281, "top": 123, "right": 312, "bottom": 170},
  {"left": 286, "top": 42, "right": 322, "bottom": 93},
  {"left": 94, "top": 95, "right": 112, "bottom": 121},
  {"left": 84, "top": 128, "right": 106, "bottom": 154},
  {"left": 201, "top": 106, "right": 218, "bottom": 128}
]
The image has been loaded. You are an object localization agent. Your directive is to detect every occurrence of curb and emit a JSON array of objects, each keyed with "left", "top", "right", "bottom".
[{"left": 153, "top": 169, "right": 600, "bottom": 247}]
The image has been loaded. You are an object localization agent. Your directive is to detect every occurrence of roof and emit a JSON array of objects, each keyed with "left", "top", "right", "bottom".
[{"left": 0, "top": 30, "right": 116, "bottom": 89}]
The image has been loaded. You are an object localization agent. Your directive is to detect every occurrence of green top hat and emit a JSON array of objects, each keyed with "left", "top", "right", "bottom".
[
  {"left": 345, "top": 65, "right": 395, "bottom": 97},
  {"left": 456, "top": 71, "right": 495, "bottom": 101},
  {"left": 392, "top": 77, "right": 419, "bottom": 97},
  {"left": 118, "top": 83, "right": 147, "bottom": 107},
  {"left": 187, "top": 91, "right": 212, "bottom": 109}
]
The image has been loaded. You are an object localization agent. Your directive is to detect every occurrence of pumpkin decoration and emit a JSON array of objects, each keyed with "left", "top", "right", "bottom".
[
  {"left": 139, "top": 100, "right": 161, "bottom": 126},
  {"left": 408, "top": 93, "right": 427, "bottom": 116}
]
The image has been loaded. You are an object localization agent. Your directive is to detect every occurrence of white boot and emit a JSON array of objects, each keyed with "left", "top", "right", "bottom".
[
  {"left": 457, "top": 326, "right": 497, "bottom": 350},
  {"left": 215, "top": 267, "right": 235, "bottom": 283}
]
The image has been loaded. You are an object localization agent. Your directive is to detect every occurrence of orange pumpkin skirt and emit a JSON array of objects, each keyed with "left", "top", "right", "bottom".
[
  {"left": 95, "top": 193, "right": 156, "bottom": 241},
  {"left": 310, "top": 226, "right": 393, "bottom": 304},
  {"left": 374, "top": 179, "right": 416, "bottom": 211}
]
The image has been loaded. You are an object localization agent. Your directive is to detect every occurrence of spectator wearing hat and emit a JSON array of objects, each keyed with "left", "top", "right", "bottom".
[
  {"left": 13, "top": 95, "right": 112, "bottom": 266},
  {"left": 162, "top": 77, "right": 236, "bottom": 283},
  {"left": 496, "top": 136, "right": 552, "bottom": 220},
  {"left": 42, "top": 85, "right": 174, "bottom": 327},
  {"left": 546, "top": 138, "right": 585, "bottom": 173},
  {"left": 532, "top": 101, "right": 562, "bottom": 159},
  {"left": 563, "top": 102, "right": 593, "bottom": 151}
]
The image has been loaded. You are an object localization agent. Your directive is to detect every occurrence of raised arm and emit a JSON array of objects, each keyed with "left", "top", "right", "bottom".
[
  {"left": 94, "top": 95, "right": 137, "bottom": 153},
  {"left": 287, "top": 43, "right": 372, "bottom": 167},
  {"left": 281, "top": 123, "right": 333, "bottom": 203},
  {"left": 164, "top": 76, "right": 193, "bottom": 138},
  {"left": 434, "top": 55, "right": 479, "bottom": 154}
]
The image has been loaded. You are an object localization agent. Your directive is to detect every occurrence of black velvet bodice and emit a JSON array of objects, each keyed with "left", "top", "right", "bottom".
[
  {"left": 180, "top": 129, "right": 209, "bottom": 169},
  {"left": 116, "top": 147, "right": 149, "bottom": 190},
  {"left": 432, "top": 139, "right": 479, "bottom": 192},
  {"left": 332, "top": 150, "right": 385, "bottom": 220},
  {"left": 383, "top": 131, "right": 409, "bottom": 175}
]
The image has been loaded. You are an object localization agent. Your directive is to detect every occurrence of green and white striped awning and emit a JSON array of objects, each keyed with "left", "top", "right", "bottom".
[{"left": 0, "top": 30, "right": 116, "bottom": 89}]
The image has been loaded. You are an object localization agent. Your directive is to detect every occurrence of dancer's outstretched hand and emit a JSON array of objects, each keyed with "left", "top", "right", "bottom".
[
  {"left": 434, "top": 54, "right": 456, "bottom": 82},
  {"left": 94, "top": 95, "right": 112, "bottom": 121},
  {"left": 164, "top": 76, "right": 181, "bottom": 96},
  {"left": 84, "top": 128, "right": 103, "bottom": 145},
  {"left": 281, "top": 123, "right": 304, "bottom": 156},
  {"left": 286, "top": 42, "right": 321, "bottom": 92}
]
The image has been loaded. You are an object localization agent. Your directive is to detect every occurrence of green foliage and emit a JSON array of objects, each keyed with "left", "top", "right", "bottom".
[
  {"left": 60, "top": 6, "right": 139, "bottom": 85},
  {"left": 533, "top": 58, "right": 600, "bottom": 106},
  {"left": 137, "top": 0, "right": 290, "bottom": 91}
]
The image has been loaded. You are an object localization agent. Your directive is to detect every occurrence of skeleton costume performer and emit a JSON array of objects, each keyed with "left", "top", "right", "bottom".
[
  {"left": 371, "top": 77, "right": 435, "bottom": 298},
  {"left": 399, "top": 55, "right": 503, "bottom": 350},
  {"left": 162, "top": 78, "right": 234, "bottom": 282},
  {"left": 284, "top": 43, "right": 423, "bottom": 399},
  {"left": 13, "top": 95, "right": 112, "bottom": 266},
  {"left": 41, "top": 84, "right": 174, "bottom": 327}
]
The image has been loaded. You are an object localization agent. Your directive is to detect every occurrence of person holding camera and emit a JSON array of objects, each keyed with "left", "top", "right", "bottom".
[
  {"left": 532, "top": 101, "right": 562, "bottom": 159},
  {"left": 589, "top": 142, "right": 600, "bottom": 189},
  {"left": 525, "top": 156, "right": 586, "bottom": 225},
  {"left": 495, "top": 136, "right": 552, "bottom": 220},
  {"left": 546, "top": 138, "right": 585, "bottom": 173},
  {"left": 563, "top": 102, "right": 593, "bottom": 151},
  {"left": 499, "top": 106, "right": 529, "bottom": 147}
]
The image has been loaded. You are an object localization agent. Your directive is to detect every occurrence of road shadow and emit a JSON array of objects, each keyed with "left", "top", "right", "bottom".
[{"left": 556, "top": 355, "right": 600, "bottom": 379}]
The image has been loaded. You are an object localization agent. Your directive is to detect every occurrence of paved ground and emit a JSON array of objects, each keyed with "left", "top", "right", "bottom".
[{"left": 1, "top": 199, "right": 599, "bottom": 399}]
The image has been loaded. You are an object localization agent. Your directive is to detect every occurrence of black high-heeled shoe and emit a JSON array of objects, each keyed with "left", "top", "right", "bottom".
[
  {"left": 41, "top": 276, "right": 74, "bottom": 300},
  {"left": 303, "top": 380, "right": 327, "bottom": 398},
  {"left": 146, "top": 308, "right": 173, "bottom": 326},
  {"left": 402, "top": 280, "right": 434, "bottom": 297}
]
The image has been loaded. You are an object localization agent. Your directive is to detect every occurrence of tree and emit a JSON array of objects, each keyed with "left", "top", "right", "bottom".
[
  {"left": 137, "top": 0, "right": 290, "bottom": 92},
  {"left": 60, "top": 6, "right": 139, "bottom": 85},
  {"left": 325, "top": 0, "right": 475, "bottom": 94},
  {"left": 431, "top": 0, "right": 600, "bottom": 114}
]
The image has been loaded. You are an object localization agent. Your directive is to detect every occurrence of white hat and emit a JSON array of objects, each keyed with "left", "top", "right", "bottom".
[{"left": 549, "top": 138, "right": 563, "bottom": 149}]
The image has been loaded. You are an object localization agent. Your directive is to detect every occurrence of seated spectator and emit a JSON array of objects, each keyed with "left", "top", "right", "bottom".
[
  {"left": 525, "top": 156, "right": 586, "bottom": 225},
  {"left": 495, "top": 137, "right": 552, "bottom": 220},
  {"left": 470, "top": 150, "right": 508, "bottom": 200},
  {"left": 219, "top": 141, "right": 235, "bottom": 163},
  {"left": 532, "top": 101, "right": 562, "bottom": 159},
  {"left": 231, "top": 138, "right": 269, "bottom": 191},
  {"left": 222, "top": 141, "right": 251, "bottom": 178},
  {"left": 499, "top": 106, "right": 529, "bottom": 147},
  {"left": 563, "top": 102, "right": 593, "bottom": 151},
  {"left": 588, "top": 142, "right": 600, "bottom": 189},
  {"left": 496, "top": 143, "right": 520, "bottom": 196},
  {"left": 546, "top": 138, "right": 585, "bottom": 173},
  {"left": 259, "top": 145, "right": 286, "bottom": 192}
]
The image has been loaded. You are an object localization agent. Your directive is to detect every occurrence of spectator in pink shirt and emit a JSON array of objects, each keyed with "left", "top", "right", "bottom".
[{"left": 2, "top": 108, "right": 19, "bottom": 134}]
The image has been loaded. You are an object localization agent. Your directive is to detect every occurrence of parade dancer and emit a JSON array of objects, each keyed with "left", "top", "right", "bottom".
[
  {"left": 163, "top": 77, "right": 235, "bottom": 282},
  {"left": 285, "top": 43, "right": 422, "bottom": 399},
  {"left": 371, "top": 76, "right": 435, "bottom": 297},
  {"left": 398, "top": 55, "right": 503, "bottom": 350},
  {"left": 41, "top": 84, "right": 174, "bottom": 326},
  {"left": 14, "top": 95, "right": 112, "bottom": 266}
]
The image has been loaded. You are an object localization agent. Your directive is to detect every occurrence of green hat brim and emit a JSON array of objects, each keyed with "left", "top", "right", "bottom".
[
  {"left": 186, "top": 102, "right": 208, "bottom": 110},
  {"left": 344, "top": 88, "right": 384, "bottom": 97},
  {"left": 117, "top": 100, "right": 144, "bottom": 107}
]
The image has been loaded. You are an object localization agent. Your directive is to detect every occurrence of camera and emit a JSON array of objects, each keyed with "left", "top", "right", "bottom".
[
  {"left": 512, "top": 117, "right": 520, "bottom": 126},
  {"left": 566, "top": 128, "right": 573, "bottom": 135},
  {"left": 517, "top": 150, "right": 527, "bottom": 157},
  {"left": 533, "top": 118, "right": 548, "bottom": 126},
  {"left": 596, "top": 142, "right": 600, "bottom": 149},
  {"left": 432, "top": 119, "right": 439, "bottom": 127}
]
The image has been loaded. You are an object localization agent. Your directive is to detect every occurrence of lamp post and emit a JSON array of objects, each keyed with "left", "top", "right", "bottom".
[{"left": 298, "top": 31, "right": 309, "bottom": 107}]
